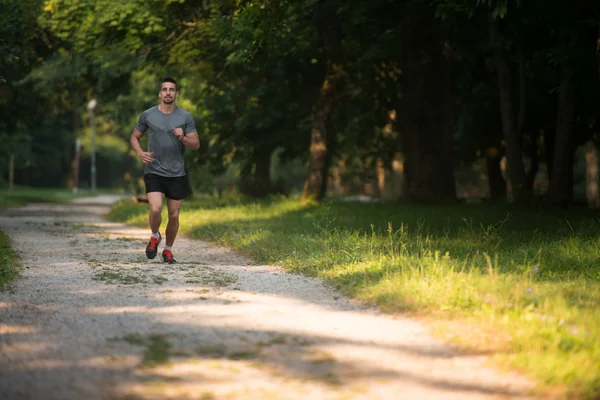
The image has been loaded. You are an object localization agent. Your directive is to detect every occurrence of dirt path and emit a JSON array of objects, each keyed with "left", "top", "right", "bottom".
[{"left": 0, "top": 196, "right": 536, "bottom": 400}]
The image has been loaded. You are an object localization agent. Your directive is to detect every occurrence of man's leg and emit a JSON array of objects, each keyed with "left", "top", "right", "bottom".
[
  {"left": 145, "top": 192, "right": 163, "bottom": 259},
  {"left": 147, "top": 192, "right": 163, "bottom": 234},
  {"left": 161, "top": 198, "right": 182, "bottom": 264},
  {"left": 165, "top": 198, "right": 182, "bottom": 247}
]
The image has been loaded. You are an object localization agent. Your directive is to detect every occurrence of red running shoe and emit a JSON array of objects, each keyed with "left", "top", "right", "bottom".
[
  {"left": 145, "top": 233, "right": 161, "bottom": 259},
  {"left": 162, "top": 249, "right": 176, "bottom": 264}
]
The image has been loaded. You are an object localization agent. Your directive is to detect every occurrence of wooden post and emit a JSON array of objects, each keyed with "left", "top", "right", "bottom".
[{"left": 8, "top": 154, "right": 14, "bottom": 190}]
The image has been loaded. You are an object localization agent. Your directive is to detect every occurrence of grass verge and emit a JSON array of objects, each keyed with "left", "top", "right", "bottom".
[
  {"left": 108, "top": 195, "right": 600, "bottom": 400},
  {"left": 0, "top": 229, "right": 20, "bottom": 291},
  {"left": 0, "top": 186, "right": 118, "bottom": 209}
]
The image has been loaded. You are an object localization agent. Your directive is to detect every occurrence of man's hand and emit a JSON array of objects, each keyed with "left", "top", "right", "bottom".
[
  {"left": 173, "top": 127, "right": 185, "bottom": 142},
  {"left": 137, "top": 151, "right": 154, "bottom": 164}
]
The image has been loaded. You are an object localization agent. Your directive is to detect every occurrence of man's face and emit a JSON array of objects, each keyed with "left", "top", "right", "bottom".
[{"left": 159, "top": 82, "right": 178, "bottom": 104}]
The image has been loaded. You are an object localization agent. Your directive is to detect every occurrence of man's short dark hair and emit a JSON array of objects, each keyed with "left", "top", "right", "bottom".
[{"left": 161, "top": 77, "right": 178, "bottom": 91}]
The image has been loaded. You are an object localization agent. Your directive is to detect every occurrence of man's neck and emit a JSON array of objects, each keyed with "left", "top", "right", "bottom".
[{"left": 158, "top": 103, "right": 176, "bottom": 114}]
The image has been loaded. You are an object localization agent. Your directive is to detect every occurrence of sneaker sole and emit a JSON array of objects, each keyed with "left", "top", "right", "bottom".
[
  {"left": 162, "top": 255, "right": 176, "bottom": 264},
  {"left": 146, "top": 249, "right": 158, "bottom": 259}
]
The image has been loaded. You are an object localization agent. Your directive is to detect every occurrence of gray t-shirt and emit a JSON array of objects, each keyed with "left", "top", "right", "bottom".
[{"left": 135, "top": 106, "right": 197, "bottom": 177}]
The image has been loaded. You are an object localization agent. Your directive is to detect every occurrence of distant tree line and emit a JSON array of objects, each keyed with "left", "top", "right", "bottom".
[{"left": 1, "top": 0, "right": 599, "bottom": 206}]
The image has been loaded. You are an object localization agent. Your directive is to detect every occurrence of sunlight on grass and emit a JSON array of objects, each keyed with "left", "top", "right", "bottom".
[{"left": 109, "top": 196, "right": 600, "bottom": 400}]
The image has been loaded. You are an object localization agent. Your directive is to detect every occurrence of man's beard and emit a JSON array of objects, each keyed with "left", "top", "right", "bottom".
[{"left": 163, "top": 97, "right": 174, "bottom": 103}]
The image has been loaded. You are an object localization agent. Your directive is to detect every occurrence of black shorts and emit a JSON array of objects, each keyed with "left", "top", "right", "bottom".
[{"left": 144, "top": 173, "right": 190, "bottom": 200}]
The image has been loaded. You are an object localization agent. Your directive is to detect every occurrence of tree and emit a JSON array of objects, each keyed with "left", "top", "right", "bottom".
[{"left": 301, "top": 1, "right": 346, "bottom": 203}]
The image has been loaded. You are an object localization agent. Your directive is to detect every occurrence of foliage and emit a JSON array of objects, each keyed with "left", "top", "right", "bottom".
[{"left": 2, "top": 0, "right": 600, "bottom": 196}]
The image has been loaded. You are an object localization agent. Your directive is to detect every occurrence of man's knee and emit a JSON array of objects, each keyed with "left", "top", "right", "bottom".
[
  {"left": 147, "top": 192, "right": 163, "bottom": 215},
  {"left": 168, "top": 209, "right": 180, "bottom": 221}
]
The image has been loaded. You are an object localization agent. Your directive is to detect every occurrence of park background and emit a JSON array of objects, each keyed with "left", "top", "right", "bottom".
[{"left": 1, "top": 0, "right": 600, "bottom": 399}]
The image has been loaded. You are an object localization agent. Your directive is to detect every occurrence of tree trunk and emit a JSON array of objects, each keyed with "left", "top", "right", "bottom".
[
  {"left": 584, "top": 141, "right": 600, "bottom": 209},
  {"left": 328, "top": 157, "right": 344, "bottom": 196},
  {"left": 253, "top": 151, "right": 272, "bottom": 191},
  {"left": 392, "top": 153, "right": 406, "bottom": 200},
  {"left": 357, "top": 154, "right": 378, "bottom": 198},
  {"left": 485, "top": 146, "right": 506, "bottom": 199},
  {"left": 240, "top": 146, "right": 274, "bottom": 198},
  {"left": 440, "top": 40, "right": 457, "bottom": 199},
  {"left": 301, "top": 8, "right": 344, "bottom": 204},
  {"left": 567, "top": 149, "right": 575, "bottom": 203},
  {"left": 377, "top": 110, "right": 404, "bottom": 202},
  {"left": 401, "top": 33, "right": 456, "bottom": 203},
  {"left": 547, "top": 86, "right": 576, "bottom": 205},
  {"left": 490, "top": 18, "right": 530, "bottom": 204},
  {"left": 547, "top": 37, "right": 578, "bottom": 206},
  {"left": 377, "top": 157, "right": 392, "bottom": 202},
  {"left": 543, "top": 123, "right": 556, "bottom": 181},
  {"left": 526, "top": 132, "right": 539, "bottom": 195},
  {"left": 597, "top": 27, "right": 600, "bottom": 82},
  {"left": 322, "top": 113, "right": 338, "bottom": 197},
  {"left": 68, "top": 111, "right": 82, "bottom": 191},
  {"left": 377, "top": 153, "right": 407, "bottom": 202},
  {"left": 72, "top": 140, "right": 82, "bottom": 193},
  {"left": 8, "top": 154, "right": 14, "bottom": 190}
]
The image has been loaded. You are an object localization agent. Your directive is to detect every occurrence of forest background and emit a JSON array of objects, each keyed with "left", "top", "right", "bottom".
[{"left": 1, "top": 0, "right": 599, "bottom": 207}]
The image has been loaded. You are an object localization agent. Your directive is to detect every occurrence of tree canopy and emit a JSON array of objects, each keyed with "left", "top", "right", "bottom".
[{"left": 1, "top": 0, "right": 599, "bottom": 206}]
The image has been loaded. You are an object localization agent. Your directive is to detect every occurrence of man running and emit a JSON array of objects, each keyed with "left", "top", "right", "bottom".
[{"left": 130, "top": 77, "right": 200, "bottom": 264}]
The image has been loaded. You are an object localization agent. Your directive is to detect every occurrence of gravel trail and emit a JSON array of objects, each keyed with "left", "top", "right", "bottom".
[{"left": 0, "top": 196, "right": 536, "bottom": 400}]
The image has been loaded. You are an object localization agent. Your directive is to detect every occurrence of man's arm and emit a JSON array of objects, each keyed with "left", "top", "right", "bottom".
[
  {"left": 130, "top": 128, "right": 154, "bottom": 163},
  {"left": 172, "top": 128, "right": 200, "bottom": 150},
  {"left": 177, "top": 112, "right": 200, "bottom": 150},
  {"left": 181, "top": 131, "right": 200, "bottom": 150}
]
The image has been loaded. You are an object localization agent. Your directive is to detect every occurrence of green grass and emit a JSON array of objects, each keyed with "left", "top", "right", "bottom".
[
  {"left": 0, "top": 186, "right": 120, "bottom": 208},
  {"left": 0, "top": 229, "right": 20, "bottom": 291},
  {"left": 110, "top": 333, "right": 173, "bottom": 367},
  {"left": 108, "top": 195, "right": 600, "bottom": 400}
]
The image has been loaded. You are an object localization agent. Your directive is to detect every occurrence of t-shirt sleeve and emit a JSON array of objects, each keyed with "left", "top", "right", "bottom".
[
  {"left": 135, "top": 111, "right": 149, "bottom": 133},
  {"left": 185, "top": 112, "right": 197, "bottom": 134}
]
